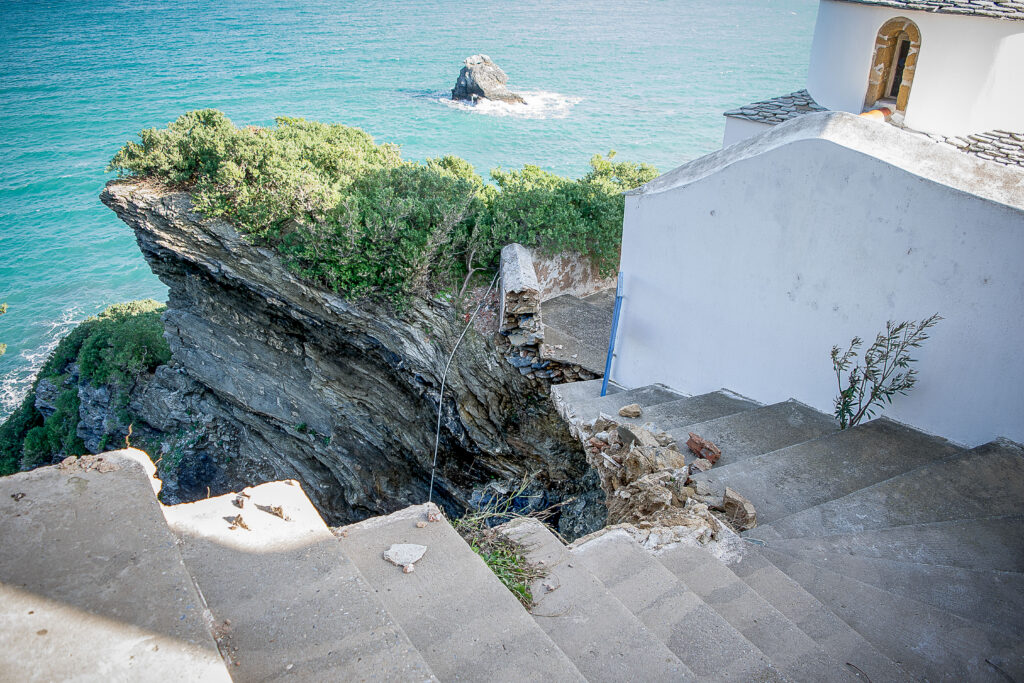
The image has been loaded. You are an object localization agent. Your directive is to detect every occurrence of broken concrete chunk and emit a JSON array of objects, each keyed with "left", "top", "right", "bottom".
[
  {"left": 617, "top": 425, "right": 661, "bottom": 449},
  {"left": 384, "top": 543, "right": 428, "bottom": 567},
  {"left": 723, "top": 487, "right": 757, "bottom": 531},
  {"left": 690, "top": 457, "right": 713, "bottom": 473},
  {"left": 618, "top": 403, "right": 642, "bottom": 418},
  {"left": 686, "top": 432, "right": 722, "bottom": 464}
]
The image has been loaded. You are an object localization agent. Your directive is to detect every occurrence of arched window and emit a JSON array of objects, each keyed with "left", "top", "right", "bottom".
[{"left": 864, "top": 17, "right": 921, "bottom": 115}]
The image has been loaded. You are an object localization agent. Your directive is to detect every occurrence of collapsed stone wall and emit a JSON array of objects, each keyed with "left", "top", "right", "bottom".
[
  {"left": 552, "top": 395, "right": 756, "bottom": 557},
  {"left": 498, "top": 243, "right": 602, "bottom": 385},
  {"left": 99, "top": 181, "right": 604, "bottom": 538}
]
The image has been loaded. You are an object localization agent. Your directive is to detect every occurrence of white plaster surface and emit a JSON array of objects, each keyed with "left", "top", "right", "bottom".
[
  {"left": 807, "top": 0, "right": 1024, "bottom": 136},
  {"left": 723, "top": 116, "right": 774, "bottom": 147},
  {"left": 618, "top": 112, "right": 1024, "bottom": 446}
]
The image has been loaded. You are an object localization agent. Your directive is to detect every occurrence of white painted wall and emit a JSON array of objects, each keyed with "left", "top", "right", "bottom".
[
  {"left": 722, "top": 116, "right": 774, "bottom": 147},
  {"left": 616, "top": 113, "right": 1024, "bottom": 446},
  {"left": 807, "top": 0, "right": 1024, "bottom": 136}
]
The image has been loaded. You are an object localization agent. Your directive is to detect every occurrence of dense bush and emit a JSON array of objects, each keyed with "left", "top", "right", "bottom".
[
  {"left": 109, "top": 110, "right": 658, "bottom": 304},
  {"left": 0, "top": 300, "right": 170, "bottom": 476}
]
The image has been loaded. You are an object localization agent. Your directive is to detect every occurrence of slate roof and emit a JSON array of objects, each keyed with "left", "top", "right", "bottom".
[
  {"left": 935, "top": 130, "right": 1024, "bottom": 167},
  {"left": 832, "top": 0, "right": 1024, "bottom": 20},
  {"left": 725, "top": 90, "right": 1024, "bottom": 168},
  {"left": 723, "top": 90, "right": 828, "bottom": 124}
]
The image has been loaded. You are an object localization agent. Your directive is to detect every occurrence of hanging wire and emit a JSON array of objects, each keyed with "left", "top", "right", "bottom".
[{"left": 427, "top": 269, "right": 501, "bottom": 504}]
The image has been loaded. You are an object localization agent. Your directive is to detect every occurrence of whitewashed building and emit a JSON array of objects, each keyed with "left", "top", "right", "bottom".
[
  {"left": 614, "top": 0, "right": 1024, "bottom": 446},
  {"left": 723, "top": 0, "right": 1024, "bottom": 165}
]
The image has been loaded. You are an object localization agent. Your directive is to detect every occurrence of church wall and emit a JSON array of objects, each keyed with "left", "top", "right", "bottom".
[{"left": 615, "top": 126, "right": 1024, "bottom": 446}]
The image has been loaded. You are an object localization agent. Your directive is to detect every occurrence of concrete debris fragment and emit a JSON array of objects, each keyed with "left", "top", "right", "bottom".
[
  {"left": 415, "top": 521, "right": 428, "bottom": 528},
  {"left": 58, "top": 454, "right": 120, "bottom": 474},
  {"left": 268, "top": 505, "right": 289, "bottom": 521},
  {"left": 723, "top": 487, "right": 757, "bottom": 530},
  {"left": 427, "top": 510, "right": 442, "bottom": 523},
  {"left": 564, "top": 405, "right": 757, "bottom": 550},
  {"left": 384, "top": 543, "right": 428, "bottom": 568},
  {"left": 403, "top": 564, "right": 415, "bottom": 574},
  {"left": 690, "top": 457, "right": 713, "bottom": 473},
  {"left": 229, "top": 514, "right": 250, "bottom": 531},
  {"left": 11, "top": 492, "right": 25, "bottom": 501},
  {"left": 618, "top": 403, "right": 642, "bottom": 418},
  {"left": 686, "top": 433, "right": 722, "bottom": 464}
]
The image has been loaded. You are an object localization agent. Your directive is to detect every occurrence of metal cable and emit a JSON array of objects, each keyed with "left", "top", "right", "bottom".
[{"left": 427, "top": 269, "right": 500, "bottom": 504}]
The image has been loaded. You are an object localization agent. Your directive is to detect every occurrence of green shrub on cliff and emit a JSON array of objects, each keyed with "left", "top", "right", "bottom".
[
  {"left": 109, "top": 110, "right": 657, "bottom": 304},
  {"left": 0, "top": 300, "right": 170, "bottom": 476}
]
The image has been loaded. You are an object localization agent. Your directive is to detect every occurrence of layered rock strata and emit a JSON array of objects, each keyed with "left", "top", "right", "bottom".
[{"left": 100, "top": 180, "right": 603, "bottom": 536}]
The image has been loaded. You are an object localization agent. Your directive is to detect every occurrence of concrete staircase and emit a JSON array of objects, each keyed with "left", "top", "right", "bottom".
[
  {"left": 551, "top": 379, "right": 1024, "bottom": 682},
  {"left": 2, "top": 375, "right": 1021, "bottom": 680}
]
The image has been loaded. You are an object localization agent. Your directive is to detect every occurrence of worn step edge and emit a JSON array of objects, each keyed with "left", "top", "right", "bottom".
[
  {"left": 571, "top": 528, "right": 783, "bottom": 682},
  {"left": 497, "top": 517, "right": 694, "bottom": 682},
  {"left": 164, "top": 481, "right": 437, "bottom": 681},
  {"left": 726, "top": 543, "right": 912, "bottom": 682},
  {"left": 761, "top": 546, "right": 1020, "bottom": 682},
  {"left": 657, "top": 542, "right": 860, "bottom": 682},
  {"left": 337, "top": 503, "right": 586, "bottom": 681}
]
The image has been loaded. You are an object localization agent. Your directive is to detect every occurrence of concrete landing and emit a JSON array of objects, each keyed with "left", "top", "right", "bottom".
[
  {"left": 498, "top": 518, "right": 692, "bottom": 682},
  {"left": 668, "top": 400, "right": 836, "bottom": 467},
  {"left": 615, "top": 390, "right": 761, "bottom": 431},
  {"left": 552, "top": 382, "right": 686, "bottom": 424},
  {"left": 754, "top": 438, "right": 1024, "bottom": 540},
  {"left": 691, "top": 418, "right": 964, "bottom": 525},
  {"left": 572, "top": 529, "right": 780, "bottom": 682},
  {"left": 658, "top": 544, "right": 857, "bottom": 682},
  {"left": 727, "top": 545, "right": 911, "bottom": 682},
  {"left": 762, "top": 547, "right": 1020, "bottom": 682},
  {"left": 163, "top": 481, "right": 435, "bottom": 681},
  {"left": 337, "top": 504, "right": 585, "bottom": 681},
  {"left": 0, "top": 450, "right": 230, "bottom": 682},
  {"left": 539, "top": 294, "right": 615, "bottom": 374}
]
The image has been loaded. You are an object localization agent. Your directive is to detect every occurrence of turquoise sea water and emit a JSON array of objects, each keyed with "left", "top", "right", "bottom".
[{"left": 0, "top": 0, "right": 817, "bottom": 418}]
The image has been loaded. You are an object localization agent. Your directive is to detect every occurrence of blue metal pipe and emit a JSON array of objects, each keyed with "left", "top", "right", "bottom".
[{"left": 601, "top": 272, "right": 624, "bottom": 397}]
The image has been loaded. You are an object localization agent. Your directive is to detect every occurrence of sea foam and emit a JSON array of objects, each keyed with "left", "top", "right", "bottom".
[
  {"left": 438, "top": 90, "right": 582, "bottom": 120},
  {"left": 0, "top": 307, "right": 82, "bottom": 419}
]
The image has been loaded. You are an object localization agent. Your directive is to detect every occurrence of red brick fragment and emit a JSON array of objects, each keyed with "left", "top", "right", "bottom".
[{"left": 686, "top": 433, "right": 722, "bottom": 464}]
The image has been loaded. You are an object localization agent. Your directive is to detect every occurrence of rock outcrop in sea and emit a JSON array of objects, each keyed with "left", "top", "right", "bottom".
[
  {"left": 97, "top": 180, "right": 604, "bottom": 538},
  {"left": 451, "top": 54, "right": 525, "bottom": 105}
]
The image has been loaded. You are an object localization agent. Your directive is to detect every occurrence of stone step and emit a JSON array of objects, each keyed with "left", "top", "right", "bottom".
[
  {"left": 763, "top": 515, "right": 1024, "bottom": 572},
  {"left": 691, "top": 418, "right": 964, "bottom": 525},
  {"left": 766, "top": 549, "right": 1024, "bottom": 636},
  {"left": 0, "top": 450, "right": 230, "bottom": 681},
  {"left": 580, "top": 287, "right": 617, "bottom": 310},
  {"left": 657, "top": 543, "right": 858, "bottom": 682},
  {"left": 667, "top": 400, "right": 836, "bottom": 469},
  {"left": 761, "top": 547, "right": 1021, "bottom": 682},
  {"left": 570, "top": 529, "right": 782, "bottom": 682},
  {"left": 550, "top": 377, "right": 623, "bottom": 406},
  {"left": 541, "top": 293, "right": 614, "bottom": 348},
  {"left": 541, "top": 322, "right": 609, "bottom": 375},
  {"left": 336, "top": 503, "right": 585, "bottom": 681},
  {"left": 615, "top": 390, "right": 761, "bottom": 433},
  {"left": 726, "top": 545, "right": 912, "bottom": 682},
  {"left": 163, "top": 481, "right": 436, "bottom": 681},
  {"left": 551, "top": 381, "right": 686, "bottom": 426},
  {"left": 752, "top": 438, "right": 1024, "bottom": 541},
  {"left": 497, "top": 518, "right": 693, "bottom": 682}
]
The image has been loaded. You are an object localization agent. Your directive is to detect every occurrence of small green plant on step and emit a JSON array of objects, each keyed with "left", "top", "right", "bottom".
[
  {"left": 831, "top": 313, "right": 942, "bottom": 429},
  {"left": 452, "top": 475, "right": 550, "bottom": 609}
]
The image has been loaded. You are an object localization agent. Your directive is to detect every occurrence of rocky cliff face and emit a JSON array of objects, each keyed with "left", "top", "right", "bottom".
[{"left": 100, "top": 181, "right": 603, "bottom": 537}]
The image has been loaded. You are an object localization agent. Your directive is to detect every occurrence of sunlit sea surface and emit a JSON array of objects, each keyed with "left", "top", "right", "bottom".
[{"left": 0, "top": 0, "right": 818, "bottom": 418}]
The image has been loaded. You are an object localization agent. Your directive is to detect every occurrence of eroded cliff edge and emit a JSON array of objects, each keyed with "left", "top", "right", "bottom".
[{"left": 100, "top": 180, "right": 604, "bottom": 537}]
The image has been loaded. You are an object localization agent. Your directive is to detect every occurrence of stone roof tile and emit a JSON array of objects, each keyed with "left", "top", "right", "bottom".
[
  {"left": 832, "top": 0, "right": 1024, "bottom": 20},
  {"left": 723, "top": 90, "right": 827, "bottom": 124}
]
